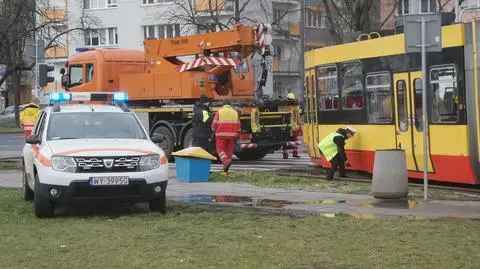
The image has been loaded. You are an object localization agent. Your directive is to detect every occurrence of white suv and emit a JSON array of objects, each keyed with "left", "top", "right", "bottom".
[{"left": 22, "top": 92, "right": 169, "bottom": 218}]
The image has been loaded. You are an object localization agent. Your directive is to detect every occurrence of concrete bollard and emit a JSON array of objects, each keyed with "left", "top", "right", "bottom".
[{"left": 371, "top": 149, "right": 408, "bottom": 199}]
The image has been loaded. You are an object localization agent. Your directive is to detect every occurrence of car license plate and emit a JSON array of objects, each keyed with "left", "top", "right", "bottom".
[{"left": 88, "top": 176, "right": 129, "bottom": 186}]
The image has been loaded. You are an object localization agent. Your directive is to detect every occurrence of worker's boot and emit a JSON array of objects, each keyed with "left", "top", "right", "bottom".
[
  {"left": 283, "top": 152, "right": 288, "bottom": 159},
  {"left": 292, "top": 150, "right": 299, "bottom": 158},
  {"left": 224, "top": 162, "right": 231, "bottom": 173}
]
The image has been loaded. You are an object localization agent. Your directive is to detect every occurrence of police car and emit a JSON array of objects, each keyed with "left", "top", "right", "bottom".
[{"left": 22, "top": 92, "right": 169, "bottom": 218}]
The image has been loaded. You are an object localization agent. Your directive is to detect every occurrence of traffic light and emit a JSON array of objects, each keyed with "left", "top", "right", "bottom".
[{"left": 38, "top": 63, "right": 54, "bottom": 87}]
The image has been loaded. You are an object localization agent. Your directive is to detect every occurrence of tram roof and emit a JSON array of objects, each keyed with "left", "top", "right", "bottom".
[{"left": 305, "top": 23, "right": 465, "bottom": 70}]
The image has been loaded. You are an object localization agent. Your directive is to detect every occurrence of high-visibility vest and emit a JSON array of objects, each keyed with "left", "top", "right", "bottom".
[
  {"left": 20, "top": 107, "right": 41, "bottom": 125},
  {"left": 202, "top": 110, "right": 209, "bottom": 123},
  {"left": 211, "top": 105, "right": 240, "bottom": 138},
  {"left": 318, "top": 132, "right": 343, "bottom": 161}
]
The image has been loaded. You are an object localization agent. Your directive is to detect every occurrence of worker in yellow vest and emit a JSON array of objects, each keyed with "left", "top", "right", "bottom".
[
  {"left": 192, "top": 94, "right": 213, "bottom": 153},
  {"left": 318, "top": 126, "right": 356, "bottom": 180},
  {"left": 20, "top": 97, "right": 41, "bottom": 137}
]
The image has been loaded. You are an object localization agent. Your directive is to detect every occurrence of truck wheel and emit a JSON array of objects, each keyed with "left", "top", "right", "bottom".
[
  {"left": 235, "top": 150, "right": 268, "bottom": 161},
  {"left": 22, "top": 163, "right": 34, "bottom": 201},
  {"left": 34, "top": 173, "right": 54, "bottom": 218},
  {"left": 149, "top": 191, "right": 166, "bottom": 215},
  {"left": 152, "top": 126, "right": 174, "bottom": 158},
  {"left": 183, "top": 128, "right": 194, "bottom": 148}
]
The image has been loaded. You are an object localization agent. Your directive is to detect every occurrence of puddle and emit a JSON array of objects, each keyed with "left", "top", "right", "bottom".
[
  {"left": 362, "top": 199, "right": 419, "bottom": 209},
  {"left": 171, "top": 194, "right": 347, "bottom": 209}
]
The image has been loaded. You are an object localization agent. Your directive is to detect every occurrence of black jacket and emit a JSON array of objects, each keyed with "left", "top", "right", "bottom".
[
  {"left": 332, "top": 128, "right": 348, "bottom": 162},
  {"left": 192, "top": 102, "right": 211, "bottom": 138}
]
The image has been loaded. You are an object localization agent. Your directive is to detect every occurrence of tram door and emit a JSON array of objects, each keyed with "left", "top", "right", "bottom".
[
  {"left": 393, "top": 72, "right": 433, "bottom": 172},
  {"left": 305, "top": 70, "right": 320, "bottom": 158}
]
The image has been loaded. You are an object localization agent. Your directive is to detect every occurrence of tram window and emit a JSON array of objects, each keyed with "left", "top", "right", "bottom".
[
  {"left": 414, "top": 79, "right": 424, "bottom": 131},
  {"left": 397, "top": 80, "right": 408, "bottom": 132},
  {"left": 317, "top": 65, "right": 338, "bottom": 110},
  {"left": 366, "top": 73, "right": 392, "bottom": 123},
  {"left": 430, "top": 66, "right": 459, "bottom": 123},
  {"left": 341, "top": 62, "right": 363, "bottom": 110}
]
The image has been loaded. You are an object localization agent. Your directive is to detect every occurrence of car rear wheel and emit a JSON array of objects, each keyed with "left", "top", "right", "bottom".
[
  {"left": 22, "top": 163, "right": 34, "bottom": 201},
  {"left": 34, "top": 173, "right": 54, "bottom": 218},
  {"left": 149, "top": 191, "right": 166, "bottom": 215}
]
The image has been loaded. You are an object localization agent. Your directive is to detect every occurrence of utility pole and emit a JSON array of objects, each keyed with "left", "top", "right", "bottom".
[{"left": 300, "top": 0, "right": 305, "bottom": 104}]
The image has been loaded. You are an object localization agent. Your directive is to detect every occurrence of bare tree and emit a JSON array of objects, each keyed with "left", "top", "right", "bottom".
[
  {"left": 0, "top": 0, "right": 93, "bottom": 88},
  {"left": 162, "top": 0, "right": 301, "bottom": 38},
  {"left": 0, "top": 0, "right": 93, "bottom": 124},
  {"left": 322, "top": 0, "right": 399, "bottom": 44}
]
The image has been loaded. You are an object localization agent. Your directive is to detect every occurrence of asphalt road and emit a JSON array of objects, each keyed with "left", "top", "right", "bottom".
[
  {"left": 0, "top": 132, "right": 314, "bottom": 170},
  {"left": 0, "top": 133, "right": 25, "bottom": 159}
]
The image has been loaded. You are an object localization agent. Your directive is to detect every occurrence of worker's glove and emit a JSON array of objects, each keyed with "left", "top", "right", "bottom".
[{"left": 345, "top": 161, "right": 351, "bottom": 167}]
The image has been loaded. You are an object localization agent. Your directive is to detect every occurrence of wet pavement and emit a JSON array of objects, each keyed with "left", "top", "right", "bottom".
[{"left": 2, "top": 169, "right": 480, "bottom": 220}]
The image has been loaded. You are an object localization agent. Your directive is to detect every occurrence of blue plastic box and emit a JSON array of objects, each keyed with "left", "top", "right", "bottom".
[{"left": 174, "top": 156, "right": 211, "bottom": 183}]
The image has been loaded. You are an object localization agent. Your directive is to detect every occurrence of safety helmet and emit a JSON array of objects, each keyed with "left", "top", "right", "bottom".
[
  {"left": 346, "top": 126, "right": 357, "bottom": 134},
  {"left": 287, "top": 92, "right": 296, "bottom": 100}
]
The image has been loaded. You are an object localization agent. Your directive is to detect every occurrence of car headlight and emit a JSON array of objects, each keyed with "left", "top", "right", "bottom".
[
  {"left": 51, "top": 156, "right": 77, "bottom": 173},
  {"left": 140, "top": 154, "right": 160, "bottom": 171}
]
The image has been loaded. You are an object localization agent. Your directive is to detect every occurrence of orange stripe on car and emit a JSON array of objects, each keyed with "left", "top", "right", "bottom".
[
  {"left": 160, "top": 155, "right": 168, "bottom": 165},
  {"left": 32, "top": 145, "right": 52, "bottom": 167},
  {"left": 55, "top": 148, "right": 158, "bottom": 156}
]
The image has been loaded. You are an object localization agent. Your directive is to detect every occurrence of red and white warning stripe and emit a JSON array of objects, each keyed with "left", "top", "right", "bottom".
[
  {"left": 285, "top": 141, "right": 302, "bottom": 147},
  {"left": 177, "top": 56, "right": 240, "bottom": 72},
  {"left": 240, "top": 143, "right": 258, "bottom": 149}
]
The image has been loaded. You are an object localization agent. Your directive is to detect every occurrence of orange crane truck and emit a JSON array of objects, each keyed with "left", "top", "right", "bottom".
[{"left": 59, "top": 23, "right": 301, "bottom": 160}]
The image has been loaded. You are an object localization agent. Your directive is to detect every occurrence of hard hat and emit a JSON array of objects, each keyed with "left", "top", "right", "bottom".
[
  {"left": 287, "top": 92, "right": 296, "bottom": 100},
  {"left": 346, "top": 126, "right": 357, "bottom": 134}
]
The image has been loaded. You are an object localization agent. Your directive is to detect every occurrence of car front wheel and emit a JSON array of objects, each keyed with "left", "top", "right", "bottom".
[{"left": 149, "top": 191, "right": 166, "bottom": 215}]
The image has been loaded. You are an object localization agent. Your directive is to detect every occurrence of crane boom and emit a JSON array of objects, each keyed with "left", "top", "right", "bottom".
[{"left": 144, "top": 24, "right": 270, "bottom": 60}]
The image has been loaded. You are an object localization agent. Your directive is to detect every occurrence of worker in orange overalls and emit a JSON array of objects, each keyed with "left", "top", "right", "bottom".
[
  {"left": 211, "top": 102, "right": 240, "bottom": 176},
  {"left": 283, "top": 92, "right": 303, "bottom": 159},
  {"left": 20, "top": 97, "right": 41, "bottom": 137}
]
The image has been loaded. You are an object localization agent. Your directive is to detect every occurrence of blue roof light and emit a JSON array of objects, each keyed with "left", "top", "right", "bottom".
[
  {"left": 49, "top": 92, "right": 72, "bottom": 102},
  {"left": 113, "top": 92, "right": 128, "bottom": 102},
  {"left": 75, "top": 48, "right": 90, "bottom": 52}
]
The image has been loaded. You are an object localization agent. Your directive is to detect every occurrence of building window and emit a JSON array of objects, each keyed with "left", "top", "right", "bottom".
[
  {"left": 366, "top": 72, "right": 392, "bottom": 123},
  {"left": 317, "top": 65, "right": 338, "bottom": 110},
  {"left": 84, "top": 0, "right": 117, "bottom": 9},
  {"left": 397, "top": 0, "right": 410, "bottom": 15},
  {"left": 305, "top": 9, "right": 326, "bottom": 28},
  {"left": 341, "top": 61, "right": 363, "bottom": 110},
  {"left": 142, "top": 0, "right": 172, "bottom": 5},
  {"left": 143, "top": 24, "right": 180, "bottom": 39},
  {"left": 85, "top": 28, "right": 118, "bottom": 46},
  {"left": 420, "top": 0, "right": 436, "bottom": 12},
  {"left": 430, "top": 65, "right": 459, "bottom": 123}
]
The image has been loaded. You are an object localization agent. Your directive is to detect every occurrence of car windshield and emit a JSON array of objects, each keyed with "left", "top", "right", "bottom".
[{"left": 47, "top": 112, "right": 148, "bottom": 140}]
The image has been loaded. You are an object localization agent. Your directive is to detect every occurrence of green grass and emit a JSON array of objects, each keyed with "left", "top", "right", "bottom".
[
  {"left": 211, "top": 171, "right": 371, "bottom": 194},
  {"left": 0, "top": 161, "right": 21, "bottom": 170},
  {"left": 211, "top": 171, "right": 480, "bottom": 201},
  {"left": 0, "top": 127, "right": 22, "bottom": 133},
  {"left": 1, "top": 188, "right": 480, "bottom": 269}
]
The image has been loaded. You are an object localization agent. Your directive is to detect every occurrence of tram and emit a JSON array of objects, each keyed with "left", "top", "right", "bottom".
[{"left": 303, "top": 21, "right": 480, "bottom": 185}]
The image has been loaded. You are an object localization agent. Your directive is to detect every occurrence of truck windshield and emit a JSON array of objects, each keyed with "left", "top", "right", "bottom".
[
  {"left": 69, "top": 65, "right": 83, "bottom": 87},
  {"left": 47, "top": 112, "right": 148, "bottom": 140}
]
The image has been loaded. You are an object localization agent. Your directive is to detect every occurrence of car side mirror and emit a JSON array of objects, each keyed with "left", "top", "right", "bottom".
[
  {"left": 151, "top": 136, "right": 164, "bottom": 144},
  {"left": 26, "top": 134, "right": 41, "bottom": 144}
]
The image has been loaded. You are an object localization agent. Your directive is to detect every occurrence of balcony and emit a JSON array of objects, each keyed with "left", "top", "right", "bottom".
[
  {"left": 194, "top": 0, "right": 234, "bottom": 16},
  {"left": 272, "top": 58, "right": 300, "bottom": 75},
  {"left": 45, "top": 45, "right": 68, "bottom": 59},
  {"left": 43, "top": 8, "right": 66, "bottom": 26}
]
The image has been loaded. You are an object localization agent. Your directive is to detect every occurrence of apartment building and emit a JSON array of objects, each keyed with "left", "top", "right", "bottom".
[{"left": 380, "top": 0, "right": 480, "bottom": 33}]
